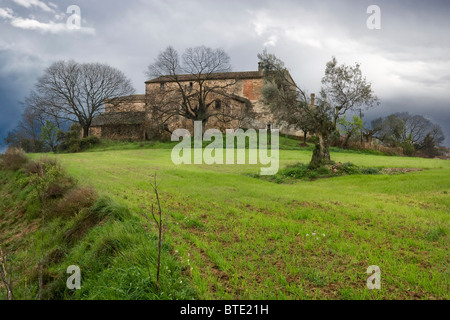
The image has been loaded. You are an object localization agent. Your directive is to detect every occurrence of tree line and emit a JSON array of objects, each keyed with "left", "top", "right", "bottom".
[{"left": 4, "top": 46, "right": 446, "bottom": 163}]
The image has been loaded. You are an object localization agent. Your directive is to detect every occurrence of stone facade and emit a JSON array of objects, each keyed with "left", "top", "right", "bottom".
[{"left": 90, "top": 65, "right": 305, "bottom": 140}]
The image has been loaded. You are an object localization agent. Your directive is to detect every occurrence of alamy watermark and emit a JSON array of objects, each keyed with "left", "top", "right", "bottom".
[
  {"left": 366, "top": 265, "right": 381, "bottom": 289},
  {"left": 367, "top": 5, "right": 381, "bottom": 30},
  {"left": 66, "top": 265, "right": 81, "bottom": 290},
  {"left": 66, "top": 5, "right": 81, "bottom": 30},
  {"left": 171, "top": 121, "right": 279, "bottom": 175}
]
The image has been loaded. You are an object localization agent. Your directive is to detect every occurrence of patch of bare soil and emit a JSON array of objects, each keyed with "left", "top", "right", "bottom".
[{"left": 380, "top": 168, "right": 423, "bottom": 174}]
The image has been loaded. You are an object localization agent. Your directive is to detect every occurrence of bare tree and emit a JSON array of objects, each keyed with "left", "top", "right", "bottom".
[
  {"left": 27, "top": 60, "right": 135, "bottom": 137},
  {"left": 393, "top": 112, "right": 444, "bottom": 146},
  {"left": 373, "top": 112, "right": 445, "bottom": 156},
  {"left": 4, "top": 105, "right": 47, "bottom": 152},
  {"left": 363, "top": 117, "right": 384, "bottom": 145},
  {"left": 139, "top": 174, "right": 169, "bottom": 291},
  {"left": 146, "top": 46, "right": 253, "bottom": 133},
  {"left": 258, "top": 52, "right": 379, "bottom": 168}
]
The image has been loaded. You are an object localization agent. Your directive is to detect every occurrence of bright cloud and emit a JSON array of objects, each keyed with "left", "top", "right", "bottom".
[
  {"left": 0, "top": 7, "right": 13, "bottom": 19},
  {"left": 0, "top": 5, "right": 95, "bottom": 35},
  {"left": 12, "top": 0, "right": 54, "bottom": 12},
  {"left": 10, "top": 16, "right": 94, "bottom": 34}
]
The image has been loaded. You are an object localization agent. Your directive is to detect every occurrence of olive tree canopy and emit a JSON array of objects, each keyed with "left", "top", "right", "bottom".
[{"left": 258, "top": 51, "right": 379, "bottom": 168}]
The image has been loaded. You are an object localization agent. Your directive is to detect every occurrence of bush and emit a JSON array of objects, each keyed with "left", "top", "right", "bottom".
[
  {"left": 341, "top": 162, "right": 361, "bottom": 175},
  {"left": 281, "top": 163, "right": 309, "bottom": 179},
  {"left": 45, "top": 177, "right": 76, "bottom": 199},
  {"left": 360, "top": 167, "right": 380, "bottom": 175},
  {"left": 57, "top": 124, "right": 101, "bottom": 153},
  {"left": 79, "top": 136, "right": 101, "bottom": 149},
  {"left": 279, "top": 163, "right": 331, "bottom": 180},
  {"left": 401, "top": 141, "right": 415, "bottom": 157},
  {"left": 0, "top": 147, "right": 29, "bottom": 171},
  {"left": 51, "top": 186, "right": 98, "bottom": 219},
  {"left": 26, "top": 157, "right": 59, "bottom": 174},
  {"left": 316, "top": 166, "right": 331, "bottom": 175},
  {"left": 27, "top": 157, "right": 77, "bottom": 203},
  {"left": 58, "top": 135, "right": 101, "bottom": 153}
]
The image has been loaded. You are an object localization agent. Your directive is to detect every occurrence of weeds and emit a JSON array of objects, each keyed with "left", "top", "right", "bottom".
[{"left": 0, "top": 147, "right": 29, "bottom": 171}]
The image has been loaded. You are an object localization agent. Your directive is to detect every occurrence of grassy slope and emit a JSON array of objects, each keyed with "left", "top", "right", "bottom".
[
  {"left": 0, "top": 163, "right": 197, "bottom": 300},
  {"left": 28, "top": 143, "right": 450, "bottom": 300}
]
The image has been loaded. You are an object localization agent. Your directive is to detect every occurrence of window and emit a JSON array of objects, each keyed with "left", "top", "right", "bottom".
[
  {"left": 190, "top": 82, "right": 193, "bottom": 89},
  {"left": 215, "top": 100, "right": 221, "bottom": 109},
  {"left": 160, "top": 83, "right": 165, "bottom": 90}
]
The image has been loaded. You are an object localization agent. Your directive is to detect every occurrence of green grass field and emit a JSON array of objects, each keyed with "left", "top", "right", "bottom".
[{"left": 24, "top": 143, "right": 449, "bottom": 300}]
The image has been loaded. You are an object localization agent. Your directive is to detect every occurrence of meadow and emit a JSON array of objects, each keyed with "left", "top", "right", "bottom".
[{"left": 21, "top": 140, "right": 448, "bottom": 300}]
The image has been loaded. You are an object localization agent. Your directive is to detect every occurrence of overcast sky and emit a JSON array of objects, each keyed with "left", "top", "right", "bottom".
[{"left": 1, "top": 0, "right": 449, "bottom": 151}]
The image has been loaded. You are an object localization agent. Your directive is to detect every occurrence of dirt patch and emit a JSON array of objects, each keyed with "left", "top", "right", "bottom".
[
  {"left": 380, "top": 168, "right": 423, "bottom": 174},
  {"left": 289, "top": 200, "right": 325, "bottom": 210}
]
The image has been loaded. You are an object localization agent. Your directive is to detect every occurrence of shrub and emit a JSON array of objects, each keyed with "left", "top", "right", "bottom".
[
  {"left": 281, "top": 163, "right": 309, "bottom": 179},
  {"left": 316, "top": 166, "right": 331, "bottom": 175},
  {"left": 79, "top": 136, "right": 101, "bottom": 149},
  {"left": 306, "top": 171, "right": 319, "bottom": 180},
  {"left": 401, "top": 141, "right": 415, "bottom": 157},
  {"left": 0, "top": 147, "right": 29, "bottom": 171},
  {"left": 51, "top": 186, "right": 99, "bottom": 219},
  {"left": 58, "top": 136, "right": 101, "bottom": 153},
  {"left": 342, "top": 162, "right": 361, "bottom": 175},
  {"left": 28, "top": 158, "right": 76, "bottom": 199},
  {"left": 57, "top": 124, "right": 101, "bottom": 153},
  {"left": 26, "top": 157, "right": 59, "bottom": 175},
  {"left": 360, "top": 167, "right": 380, "bottom": 175}
]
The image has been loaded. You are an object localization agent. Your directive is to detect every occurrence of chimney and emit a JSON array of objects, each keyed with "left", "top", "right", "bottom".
[
  {"left": 311, "top": 93, "right": 315, "bottom": 106},
  {"left": 258, "top": 62, "right": 263, "bottom": 73}
]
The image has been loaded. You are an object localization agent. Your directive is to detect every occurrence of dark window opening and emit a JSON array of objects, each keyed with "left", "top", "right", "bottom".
[
  {"left": 215, "top": 100, "right": 221, "bottom": 109},
  {"left": 160, "top": 83, "right": 165, "bottom": 90}
]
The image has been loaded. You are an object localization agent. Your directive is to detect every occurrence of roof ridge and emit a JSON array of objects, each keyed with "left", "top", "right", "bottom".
[{"left": 145, "top": 70, "right": 263, "bottom": 83}]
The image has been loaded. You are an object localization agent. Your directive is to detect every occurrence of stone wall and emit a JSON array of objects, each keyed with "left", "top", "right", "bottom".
[
  {"left": 94, "top": 71, "right": 306, "bottom": 140},
  {"left": 105, "top": 95, "right": 146, "bottom": 113},
  {"left": 100, "top": 124, "right": 145, "bottom": 140}
]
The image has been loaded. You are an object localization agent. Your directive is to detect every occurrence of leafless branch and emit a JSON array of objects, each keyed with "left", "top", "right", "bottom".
[{"left": 0, "top": 248, "right": 14, "bottom": 300}]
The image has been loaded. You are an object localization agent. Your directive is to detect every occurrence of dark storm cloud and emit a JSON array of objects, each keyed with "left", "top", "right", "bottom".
[{"left": 0, "top": 0, "right": 449, "bottom": 149}]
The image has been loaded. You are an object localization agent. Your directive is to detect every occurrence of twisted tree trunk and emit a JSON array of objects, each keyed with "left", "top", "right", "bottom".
[{"left": 310, "top": 129, "right": 331, "bottom": 169}]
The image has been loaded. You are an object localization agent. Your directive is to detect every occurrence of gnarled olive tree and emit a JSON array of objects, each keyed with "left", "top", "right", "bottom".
[{"left": 258, "top": 51, "right": 379, "bottom": 168}]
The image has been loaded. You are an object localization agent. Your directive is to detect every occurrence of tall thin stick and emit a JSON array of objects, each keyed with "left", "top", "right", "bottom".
[
  {"left": 0, "top": 248, "right": 14, "bottom": 300},
  {"left": 139, "top": 173, "right": 169, "bottom": 291}
]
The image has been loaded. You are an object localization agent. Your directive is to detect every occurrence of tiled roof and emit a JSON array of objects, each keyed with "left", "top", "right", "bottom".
[
  {"left": 145, "top": 71, "right": 263, "bottom": 84},
  {"left": 105, "top": 94, "right": 146, "bottom": 103}
]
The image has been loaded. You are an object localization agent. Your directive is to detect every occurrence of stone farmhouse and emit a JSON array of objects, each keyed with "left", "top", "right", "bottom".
[{"left": 90, "top": 63, "right": 305, "bottom": 140}]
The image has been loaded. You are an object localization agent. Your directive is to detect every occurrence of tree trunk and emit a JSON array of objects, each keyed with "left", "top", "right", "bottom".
[
  {"left": 367, "top": 134, "right": 373, "bottom": 146},
  {"left": 310, "top": 130, "right": 331, "bottom": 169},
  {"left": 342, "top": 132, "right": 352, "bottom": 148},
  {"left": 303, "top": 131, "right": 307, "bottom": 144},
  {"left": 82, "top": 125, "right": 89, "bottom": 138}
]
